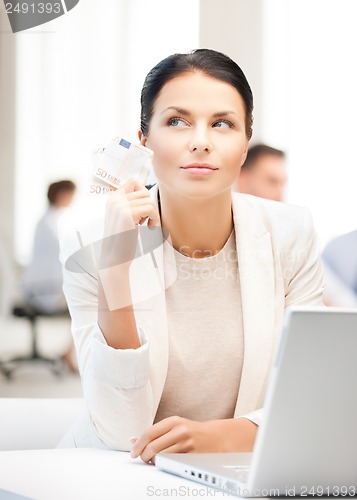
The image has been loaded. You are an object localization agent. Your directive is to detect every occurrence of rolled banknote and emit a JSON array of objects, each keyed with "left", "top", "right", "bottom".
[{"left": 90, "top": 136, "right": 154, "bottom": 194}]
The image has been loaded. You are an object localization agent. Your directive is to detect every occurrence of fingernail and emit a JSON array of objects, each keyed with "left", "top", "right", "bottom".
[
  {"left": 130, "top": 450, "right": 137, "bottom": 459},
  {"left": 129, "top": 437, "right": 137, "bottom": 443}
]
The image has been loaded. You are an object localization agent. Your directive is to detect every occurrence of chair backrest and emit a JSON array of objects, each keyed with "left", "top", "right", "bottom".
[{"left": 0, "top": 397, "right": 83, "bottom": 450}]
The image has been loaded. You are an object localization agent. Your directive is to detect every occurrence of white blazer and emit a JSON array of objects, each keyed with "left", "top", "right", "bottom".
[{"left": 60, "top": 187, "right": 324, "bottom": 450}]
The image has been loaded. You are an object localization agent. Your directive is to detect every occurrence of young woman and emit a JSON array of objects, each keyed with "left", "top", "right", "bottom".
[{"left": 60, "top": 49, "right": 323, "bottom": 462}]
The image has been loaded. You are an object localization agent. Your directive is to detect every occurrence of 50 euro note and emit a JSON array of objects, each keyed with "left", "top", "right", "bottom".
[{"left": 89, "top": 137, "right": 154, "bottom": 195}]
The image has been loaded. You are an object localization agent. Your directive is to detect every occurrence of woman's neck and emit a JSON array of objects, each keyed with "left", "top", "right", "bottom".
[{"left": 158, "top": 187, "right": 233, "bottom": 258}]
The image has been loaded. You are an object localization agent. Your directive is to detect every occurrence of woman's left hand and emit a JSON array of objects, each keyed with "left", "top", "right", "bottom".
[{"left": 129, "top": 416, "right": 258, "bottom": 464}]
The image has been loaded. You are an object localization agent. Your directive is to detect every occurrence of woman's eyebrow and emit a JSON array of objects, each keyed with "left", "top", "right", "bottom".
[
  {"left": 160, "top": 107, "right": 240, "bottom": 119},
  {"left": 211, "top": 111, "right": 241, "bottom": 120},
  {"left": 160, "top": 106, "right": 190, "bottom": 116}
]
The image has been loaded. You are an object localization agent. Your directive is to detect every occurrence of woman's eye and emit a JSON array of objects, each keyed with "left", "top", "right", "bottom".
[
  {"left": 213, "top": 119, "right": 233, "bottom": 129},
  {"left": 168, "top": 117, "right": 188, "bottom": 127}
]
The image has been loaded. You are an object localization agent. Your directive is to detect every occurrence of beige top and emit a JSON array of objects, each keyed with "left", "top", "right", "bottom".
[{"left": 154, "top": 230, "right": 244, "bottom": 423}]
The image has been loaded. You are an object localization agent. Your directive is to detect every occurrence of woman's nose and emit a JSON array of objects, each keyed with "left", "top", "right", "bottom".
[{"left": 188, "top": 128, "right": 212, "bottom": 153}]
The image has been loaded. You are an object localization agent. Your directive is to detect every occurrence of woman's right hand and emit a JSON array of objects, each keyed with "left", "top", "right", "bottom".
[{"left": 99, "top": 179, "right": 160, "bottom": 271}]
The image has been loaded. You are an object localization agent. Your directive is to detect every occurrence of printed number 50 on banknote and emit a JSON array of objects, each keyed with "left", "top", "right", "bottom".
[{"left": 91, "top": 137, "right": 154, "bottom": 194}]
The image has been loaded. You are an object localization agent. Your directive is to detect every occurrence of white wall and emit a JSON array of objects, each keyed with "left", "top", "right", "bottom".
[
  {"left": 263, "top": 0, "right": 357, "bottom": 247},
  {"left": 287, "top": 0, "right": 357, "bottom": 246}
]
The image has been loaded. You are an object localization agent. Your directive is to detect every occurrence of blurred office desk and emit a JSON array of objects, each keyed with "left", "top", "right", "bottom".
[{"left": 0, "top": 448, "right": 230, "bottom": 500}]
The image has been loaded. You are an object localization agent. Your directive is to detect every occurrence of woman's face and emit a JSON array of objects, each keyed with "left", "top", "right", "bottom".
[{"left": 139, "top": 71, "right": 249, "bottom": 199}]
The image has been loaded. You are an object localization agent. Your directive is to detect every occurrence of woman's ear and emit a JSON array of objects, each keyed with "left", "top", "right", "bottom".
[
  {"left": 138, "top": 129, "right": 147, "bottom": 147},
  {"left": 241, "top": 140, "right": 249, "bottom": 166}
]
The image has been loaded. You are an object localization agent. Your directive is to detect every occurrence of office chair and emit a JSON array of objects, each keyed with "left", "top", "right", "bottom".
[{"left": 0, "top": 305, "right": 69, "bottom": 379}]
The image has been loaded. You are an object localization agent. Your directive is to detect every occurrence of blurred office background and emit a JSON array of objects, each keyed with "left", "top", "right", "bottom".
[{"left": 1, "top": 0, "right": 357, "bottom": 394}]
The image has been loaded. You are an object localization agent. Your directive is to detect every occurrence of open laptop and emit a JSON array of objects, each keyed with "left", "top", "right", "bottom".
[{"left": 156, "top": 308, "right": 357, "bottom": 497}]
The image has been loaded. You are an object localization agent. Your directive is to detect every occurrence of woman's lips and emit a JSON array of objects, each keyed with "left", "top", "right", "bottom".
[{"left": 181, "top": 163, "right": 218, "bottom": 176}]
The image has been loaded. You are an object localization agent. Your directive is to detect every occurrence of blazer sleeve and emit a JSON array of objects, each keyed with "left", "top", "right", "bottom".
[
  {"left": 239, "top": 205, "right": 324, "bottom": 427},
  {"left": 283, "top": 207, "right": 324, "bottom": 308},
  {"left": 62, "top": 263, "right": 154, "bottom": 451}
]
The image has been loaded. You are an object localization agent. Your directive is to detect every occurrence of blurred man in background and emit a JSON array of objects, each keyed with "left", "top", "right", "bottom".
[
  {"left": 235, "top": 144, "right": 287, "bottom": 202},
  {"left": 22, "top": 180, "right": 76, "bottom": 313},
  {"left": 22, "top": 180, "right": 77, "bottom": 371}
]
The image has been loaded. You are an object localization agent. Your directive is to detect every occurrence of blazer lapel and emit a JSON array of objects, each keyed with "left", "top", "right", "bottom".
[
  {"left": 131, "top": 236, "right": 170, "bottom": 417},
  {"left": 232, "top": 194, "right": 276, "bottom": 415},
  {"left": 131, "top": 184, "right": 173, "bottom": 416}
]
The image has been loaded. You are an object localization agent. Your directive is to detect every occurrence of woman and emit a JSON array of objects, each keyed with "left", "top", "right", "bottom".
[{"left": 61, "top": 49, "right": 323, "bottom": 461}]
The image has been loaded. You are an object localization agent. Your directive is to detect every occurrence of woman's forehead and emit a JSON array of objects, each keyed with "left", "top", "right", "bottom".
[{"left": 152, "top": 71, "right": 246, "bottom": 116}]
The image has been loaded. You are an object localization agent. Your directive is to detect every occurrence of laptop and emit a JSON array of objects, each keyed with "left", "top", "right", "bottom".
[{"left": 156, "top": 308, "right": 357, "bottom": 497}]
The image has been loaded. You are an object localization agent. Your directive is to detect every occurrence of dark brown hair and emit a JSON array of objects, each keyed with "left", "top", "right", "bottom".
[{"left": 47, "top": 180, "right": 76, "bottom": 205}]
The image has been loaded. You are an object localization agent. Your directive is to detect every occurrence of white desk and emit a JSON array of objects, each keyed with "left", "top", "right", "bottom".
[{"left": 0, "top": 448, "right": 232, "bottom": 499}]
